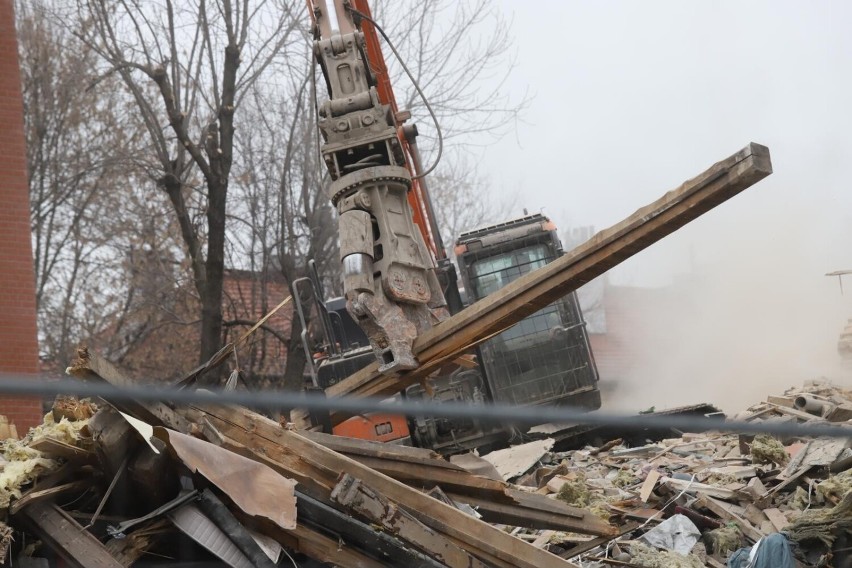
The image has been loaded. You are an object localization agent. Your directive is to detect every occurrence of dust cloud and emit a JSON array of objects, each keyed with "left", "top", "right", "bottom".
[{"left": 594, "top": 203, "right": 852, "bottom": 416}]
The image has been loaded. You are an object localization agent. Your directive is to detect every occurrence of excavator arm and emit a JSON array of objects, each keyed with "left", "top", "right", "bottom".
[{"left": 307, "top": 0, "right": 449, "bottom": 373}]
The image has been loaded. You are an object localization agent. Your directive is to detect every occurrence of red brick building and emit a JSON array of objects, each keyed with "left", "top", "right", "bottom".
[
  {"left": 0, "top": 0, "right": 43, "bottom": 432},
  {"left": 97, "top": 269, "right": 295, "bottom": 384},
  {"left": 221, "top": 269, "right": 294, "bottom": 381}
]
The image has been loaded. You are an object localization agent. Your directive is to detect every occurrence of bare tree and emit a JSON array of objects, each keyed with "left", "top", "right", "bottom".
[
  {"left": 223, "top": 41, "right": 342, "bottom": 389},
  {"left": 428, "top": 153, "right": 517, "bottom": 261},
  {"left": 24, "top": 0, "right": 525, "bottom": 387},
  {"left": 71, "top": 0, "right": 302, "bottom": 369},
  {"left": 371, "top": 0, "right": 526, "bottom": 248},
  {"left": 18, "top": 1, "right": 152, "bottom": 369},
  {"left": 373, "top": 0, "right": 526, "bottom": 149}
]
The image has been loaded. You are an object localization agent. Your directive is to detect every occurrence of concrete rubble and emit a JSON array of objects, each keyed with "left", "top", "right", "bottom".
[{"left": 0, "top": 356, "right": 849, "bottom": 567}]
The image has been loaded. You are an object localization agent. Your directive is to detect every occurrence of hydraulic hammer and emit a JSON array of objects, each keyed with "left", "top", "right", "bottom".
[{"left": 307, "top": 0, "right": 449, "bottom": 373}]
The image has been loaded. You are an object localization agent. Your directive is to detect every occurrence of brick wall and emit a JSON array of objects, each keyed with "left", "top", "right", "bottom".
[
  {"left": 222, "top": 270, "right": 293, "bottom": 379},
  {"left": 0, "top": 0, "right": 43, "bottom": 433}
]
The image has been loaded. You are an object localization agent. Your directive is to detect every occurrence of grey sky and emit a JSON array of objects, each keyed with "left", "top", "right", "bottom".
[{"left": 482, "top": 1, "right": 852, "bottom": 289}]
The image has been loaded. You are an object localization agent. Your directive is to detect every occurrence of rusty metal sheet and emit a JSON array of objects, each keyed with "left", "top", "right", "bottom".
[{"left": 154, "top": 428, "right": 297, "bottom": 530}]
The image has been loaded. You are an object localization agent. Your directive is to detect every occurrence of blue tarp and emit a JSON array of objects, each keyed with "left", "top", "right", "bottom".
[{"left": 727, "top": 533, "right": 795, "bottom": 568}]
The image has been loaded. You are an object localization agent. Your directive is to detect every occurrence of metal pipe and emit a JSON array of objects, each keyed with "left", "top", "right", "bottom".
[
  {"left": 794, "top": 394, "right": 827, "bottom": 415},
  {"left": 404, "top": 124, "right": 446, "bottom": 260},
  {"left": 291, "top": 277, "right": 320, "bottom": 387}
]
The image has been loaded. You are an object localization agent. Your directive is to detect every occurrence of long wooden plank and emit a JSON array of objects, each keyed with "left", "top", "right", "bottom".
[
  {"left": 325, "top": 143, "right": 772, "bottom": 412},
  {"left": 445, "top": 492, "right": 614, "bottom": 534},
  {"left": 301, "top": 430, "right": 455, "bottom": 468},
  {"left": 189, "top": 403, "right": 581, "bottom": 568},
  {"left": 19, "top": 503, "right": 124, "bottom": 568}
]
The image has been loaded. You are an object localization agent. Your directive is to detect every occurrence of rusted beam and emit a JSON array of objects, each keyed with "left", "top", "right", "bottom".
[{"left": 325, "top": 143, "right": 772, "bottom": 415}]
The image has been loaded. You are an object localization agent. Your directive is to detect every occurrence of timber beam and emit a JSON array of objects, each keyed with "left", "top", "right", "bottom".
[{"left": 325, "top": 143, "right": 773, "bottom": 418}]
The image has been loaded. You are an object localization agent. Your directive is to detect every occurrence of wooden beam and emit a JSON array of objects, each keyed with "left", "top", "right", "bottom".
[
  {"left": 28, "top": 438, "right": 96, "bottom": 463},
  {"left": 301, "top": 430, "right": 455, "bottom": 468},
  {"left": 331, "top": 474, "right": 490, "bottom": 568},
  {"left": 352, "top": 455, "right": 512, "bottom": 496},
  {"left": 445, "top": 491, "right": 613, "bottom": 535},
  {"left": 18, "top": 503, "right": 124, "bottom": 568},
  {"left": 10, "top": 481, "right": 91, "bottom": 516},
  {"left": 189, "top": 403, "right": 581, "bottom": 568},
  {"left": 66, "top": 349, "right": 190, "bottom": 432},
  {"left": 325, "top": 143, "right": 773, "bottom": 415}
]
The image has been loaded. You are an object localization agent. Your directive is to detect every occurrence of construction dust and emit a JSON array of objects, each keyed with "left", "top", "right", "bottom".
[{"left": 600, "top": 203, "right": 852, "bottom": 414}]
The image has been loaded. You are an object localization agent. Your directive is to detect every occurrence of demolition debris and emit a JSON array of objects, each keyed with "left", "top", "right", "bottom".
[{"left": 0, "top": 356, "right": 850, "bottom": 567}]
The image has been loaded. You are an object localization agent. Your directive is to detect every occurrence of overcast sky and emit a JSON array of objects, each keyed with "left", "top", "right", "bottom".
[
  {"left": 482, "top": 1, "right": 852, "bottom": 284},
  {"left": 472, "top": 1, "right": 852, "bottom": 397}
]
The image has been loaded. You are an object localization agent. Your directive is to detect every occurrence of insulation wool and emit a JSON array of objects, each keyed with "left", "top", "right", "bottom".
[
  {"left": 749, "top": 434, "right": 789, "bottom": 465},
  {"left": 704, "top": 524, "right": 744, "bottom": 555},
  {"left": 0, "top": 411, "right": 90, "bottom": 509},
  {"left": 28, "top": 412, "right": 88, "bottom": 445},
  {"left": 555, "top": 474, "right": 613, "bottom": 520},
  {"left": 628, "top": 542, "right": 705, "bottom": 568},
  {"left": 0, "top": 439, "right": 57, "bottom": 508}
]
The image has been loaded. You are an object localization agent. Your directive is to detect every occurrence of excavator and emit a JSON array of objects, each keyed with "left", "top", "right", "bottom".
[{"left": 298, "top": 0, "right": 601, "bottom": 453}]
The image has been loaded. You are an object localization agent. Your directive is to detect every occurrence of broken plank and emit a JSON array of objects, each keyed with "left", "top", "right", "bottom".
[
  {"left": 18, "top": 503, "right": 124, "bottom": 568},
  {"left": 66, "top": 349, "right": 190, "bottom": 432},
  {"left": 10, "top": 481, "right": 92, "bottom": 515},
  {"left": 533, "top": 530, "right": 558, "bottom": 549},
  {"left": 695, "top": 496, "right": 764, "bottom": 543},
  {"left": 325, "top": 143, "right": 773, "bottom": 419},
  {"left": 767, "top": 396, "right": 795, "bottom": 408},
  {"left": 639, "top": 470, "right": 661, "bottom": 503},
  {"left": 661, "top": 476, "right": 748, "bottom": 501},
  {"left": 762, "top": 465, "right": 812, "bottom": 506},
  {"left": 559, "top": 522, "right": 641, "bottom": 559},
  {"left": 331, "top": 474, "right": 489, "bottom": 568},
  {"left": 189, "top": 403, "right": 581, "bottom": 568},
  {"left": 766, "top": 403, "right": 823, "bottom": 422},
  {"left": 763, "top": 508, "right": 790, "bottom": 532},
  {"left": 29, "top": 437, "right": 96, "bottom": 463}
]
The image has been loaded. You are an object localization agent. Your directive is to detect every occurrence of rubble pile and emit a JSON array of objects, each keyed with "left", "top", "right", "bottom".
[
  {"left": 0, "top": 349, "right": 613, "bottom": 568},
  {"left": 487, "top": 380, "right": 852, "bottom": 567},
  {"left": 0, "top": 351, "right": 848, "bottom": 568}
]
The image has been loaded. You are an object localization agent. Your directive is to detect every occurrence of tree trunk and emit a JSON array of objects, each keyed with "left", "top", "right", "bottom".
[{"left": 200, "top": 176, "right": 227, "bottom": 368}]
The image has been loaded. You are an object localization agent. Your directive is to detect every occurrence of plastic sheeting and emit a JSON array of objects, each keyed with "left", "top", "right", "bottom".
[{"left": 639, "top": 514, "right": 701, "bottom": 555}]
